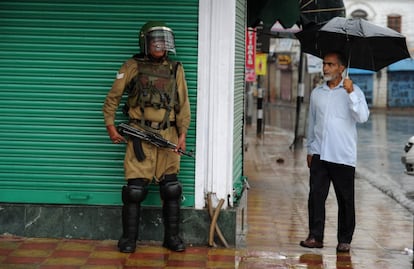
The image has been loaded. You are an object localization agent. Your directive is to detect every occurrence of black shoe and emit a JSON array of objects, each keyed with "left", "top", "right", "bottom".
[
  {"left": 118, "top": 237, "right": 136, "bottom": 253},
  {"left": 300, "top": 237, "right": 323, "bottom": 248},
  {"left": 163, "top": 235, "right": 186, "bottom": 252},
  {"left": 336, "top": 243, "right": 351, "bottom": 252}
]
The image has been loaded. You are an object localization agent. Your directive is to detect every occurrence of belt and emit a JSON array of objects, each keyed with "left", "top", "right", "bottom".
[{"left": 130, "top": 119, "right": 176, "bottom": 130}]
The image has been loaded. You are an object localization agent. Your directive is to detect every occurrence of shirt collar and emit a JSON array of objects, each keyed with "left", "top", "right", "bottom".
[{"left": 322, "top": 78, "right": 344, "bottom": 90}]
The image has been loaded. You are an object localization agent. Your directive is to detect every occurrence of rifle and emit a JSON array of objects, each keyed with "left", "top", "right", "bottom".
[{"left": 117, "top": 123, "right": 194, "bottom": 158}]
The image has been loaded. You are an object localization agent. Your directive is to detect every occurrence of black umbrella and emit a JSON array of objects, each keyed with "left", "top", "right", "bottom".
[
  {"left": 295, "top": 17, "right": 411, "bottom": 71},
  {"left": 247, "top": 0, "right": 345, "bottom": 28}
]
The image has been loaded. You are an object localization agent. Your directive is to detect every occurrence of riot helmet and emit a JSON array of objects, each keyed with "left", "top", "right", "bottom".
[{"left": 139, "top": 21, "right": 176, "bottom": 56}]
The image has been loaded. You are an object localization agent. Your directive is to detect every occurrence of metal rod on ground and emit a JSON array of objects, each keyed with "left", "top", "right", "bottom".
[{"left": 207, "top": 193, "right": 228, "bottom": 247}]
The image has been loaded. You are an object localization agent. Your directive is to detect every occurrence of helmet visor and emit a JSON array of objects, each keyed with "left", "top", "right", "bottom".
[{"left": 146, "top": 27, "right": 176, "bottom": 54}]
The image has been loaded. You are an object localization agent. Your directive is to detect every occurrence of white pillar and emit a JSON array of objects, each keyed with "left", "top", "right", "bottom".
[{"left": 195, "top": 0, "right": 236, "bottom": 209}]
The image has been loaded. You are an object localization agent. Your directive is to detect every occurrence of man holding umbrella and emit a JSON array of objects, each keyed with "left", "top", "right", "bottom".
[
  {"left": 296, "top": 16, "right": 410, "bottom": 253},
  {"left": 300, "top": 51, "right": 370, "bottom": 252}
]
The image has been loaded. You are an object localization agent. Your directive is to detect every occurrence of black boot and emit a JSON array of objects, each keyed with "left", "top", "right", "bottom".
[
  {"left": 162, "top": 199, "right": 185, "bottom": 252},
  {"left": 160, "top": 175, "right": 185, "bottom": 252},
  {"left": 117, "top": 181, "right": 148, "bottom": 253},
  {"left": 118, "top": 202, "right": 139, "bottom": 253}
]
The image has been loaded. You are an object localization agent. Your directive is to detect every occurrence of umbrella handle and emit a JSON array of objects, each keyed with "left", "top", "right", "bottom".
[{"left": 345, "top": 51, "right": 351, "bottom": 78}]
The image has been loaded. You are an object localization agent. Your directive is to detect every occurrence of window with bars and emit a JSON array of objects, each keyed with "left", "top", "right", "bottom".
[{"left": 387, "top": 15, "right": 402, "bottom": 33}]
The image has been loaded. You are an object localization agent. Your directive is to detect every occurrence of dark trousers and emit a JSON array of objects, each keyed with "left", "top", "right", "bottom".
[{"left": 308, "top": 155, "right": 355, "bottom": 243}]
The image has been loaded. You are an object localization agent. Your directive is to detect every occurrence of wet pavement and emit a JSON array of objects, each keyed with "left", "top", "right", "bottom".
[
  {"left": 263, "top": 103, "right": 414, "bottom": 211},
  {"left": 356, "top": 109, "right": 414, "bottom": 208},
  {"left": 357, "top": 109, "right": 414, "bottom": 186},
  {"left": 1, "top": 111, "right": 413, "bottom": 268},
  {"left": 244, "top": 124, "right": 413, "bottom": 269}
]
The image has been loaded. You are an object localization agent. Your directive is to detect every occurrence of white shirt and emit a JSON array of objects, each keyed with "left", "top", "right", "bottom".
[{"left": 306, "top": 79, "right": 370, "bottom": 167}]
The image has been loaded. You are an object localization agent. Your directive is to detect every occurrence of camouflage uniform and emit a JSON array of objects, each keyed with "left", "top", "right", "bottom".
[
  {"left": 103, "top": 58, "right": 190, "bottom": 180},
  {"left": 102, "top": 21, "right": 190, "bottom": 253}
]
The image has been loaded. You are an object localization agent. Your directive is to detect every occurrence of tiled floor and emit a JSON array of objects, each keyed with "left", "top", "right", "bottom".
[
  {"left": 1, "top": 235, "right": 351, "bottom": 268},
  {"left": 0, "top": 126, "right": 412, "bottom": 268}
]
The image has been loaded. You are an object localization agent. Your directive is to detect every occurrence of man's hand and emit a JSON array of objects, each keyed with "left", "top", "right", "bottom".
[
  {"left": 343, "top": 77, "right": 354, "bottom": 94},
  {"left": 106, "top": 125, "right": 126, "bottom": 144},
  {"left": 175, "top": 133, "right": 187, "bottom": 155},
  {"left": 307, "top": 154, "right": 313, "bottom": 168}
]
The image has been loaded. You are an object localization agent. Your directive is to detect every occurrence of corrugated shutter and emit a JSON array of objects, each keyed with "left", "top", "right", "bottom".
[
  {"left": 233, "top": 0, "right": 246, "bottom": 204},
  {"left": 387, "top": 72, "right": 414, "bottom": 107},
  {"left": 0, "top": 0, "right": 198, "bottom": 206},
  {"left": 349, "top": 74, "right": 373, "bottom": 107}
]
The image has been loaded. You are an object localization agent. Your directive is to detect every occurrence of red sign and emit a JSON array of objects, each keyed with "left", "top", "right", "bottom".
[{"left": 245, "top": 27, "right": 256, "bottom": 81}]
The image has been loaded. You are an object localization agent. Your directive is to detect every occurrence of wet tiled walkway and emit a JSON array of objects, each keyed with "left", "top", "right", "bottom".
[
  {"left": 0, "top": 235, "right": 358, "bottom": 268},
  {"left": 1, "top": 126, "right": 413, "bottom": 268}
]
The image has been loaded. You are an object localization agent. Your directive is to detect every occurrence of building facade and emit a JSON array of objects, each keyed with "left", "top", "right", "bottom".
[
  {"left": 345, "top": 0, "right": 414, "bottom": 108},
  {"left": 264, "top": 0, "right": 414, "bottom": 108}
]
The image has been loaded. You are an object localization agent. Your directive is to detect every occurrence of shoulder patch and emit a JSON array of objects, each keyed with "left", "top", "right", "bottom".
[{"left": 116, "top": 72, "right": 124, "bottom": 79}]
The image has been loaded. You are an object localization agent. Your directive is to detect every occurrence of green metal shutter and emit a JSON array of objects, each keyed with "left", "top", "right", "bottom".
[
  {"left": 233, "top": 0, "right": 246, "bottom": 204},
  {"left": 0, "top": 0, "right": 198, "bottom": 206}
]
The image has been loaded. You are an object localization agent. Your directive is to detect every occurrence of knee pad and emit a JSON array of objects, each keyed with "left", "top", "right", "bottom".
[
  {"left": 160, "top": 174, "right": 182, "bottom": 201},
  {"left": 122, "top": 179, "right": 148, "bottom": 204}
]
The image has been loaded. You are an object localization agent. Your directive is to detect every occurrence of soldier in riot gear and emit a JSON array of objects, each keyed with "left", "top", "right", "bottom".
[{"left": 102, "top": 21, "right": 191, "bottom": 253}]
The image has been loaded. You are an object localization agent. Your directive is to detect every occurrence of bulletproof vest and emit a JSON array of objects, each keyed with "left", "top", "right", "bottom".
[{"left": 126, "top": 59, "right": 179, "bottom": 114}]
